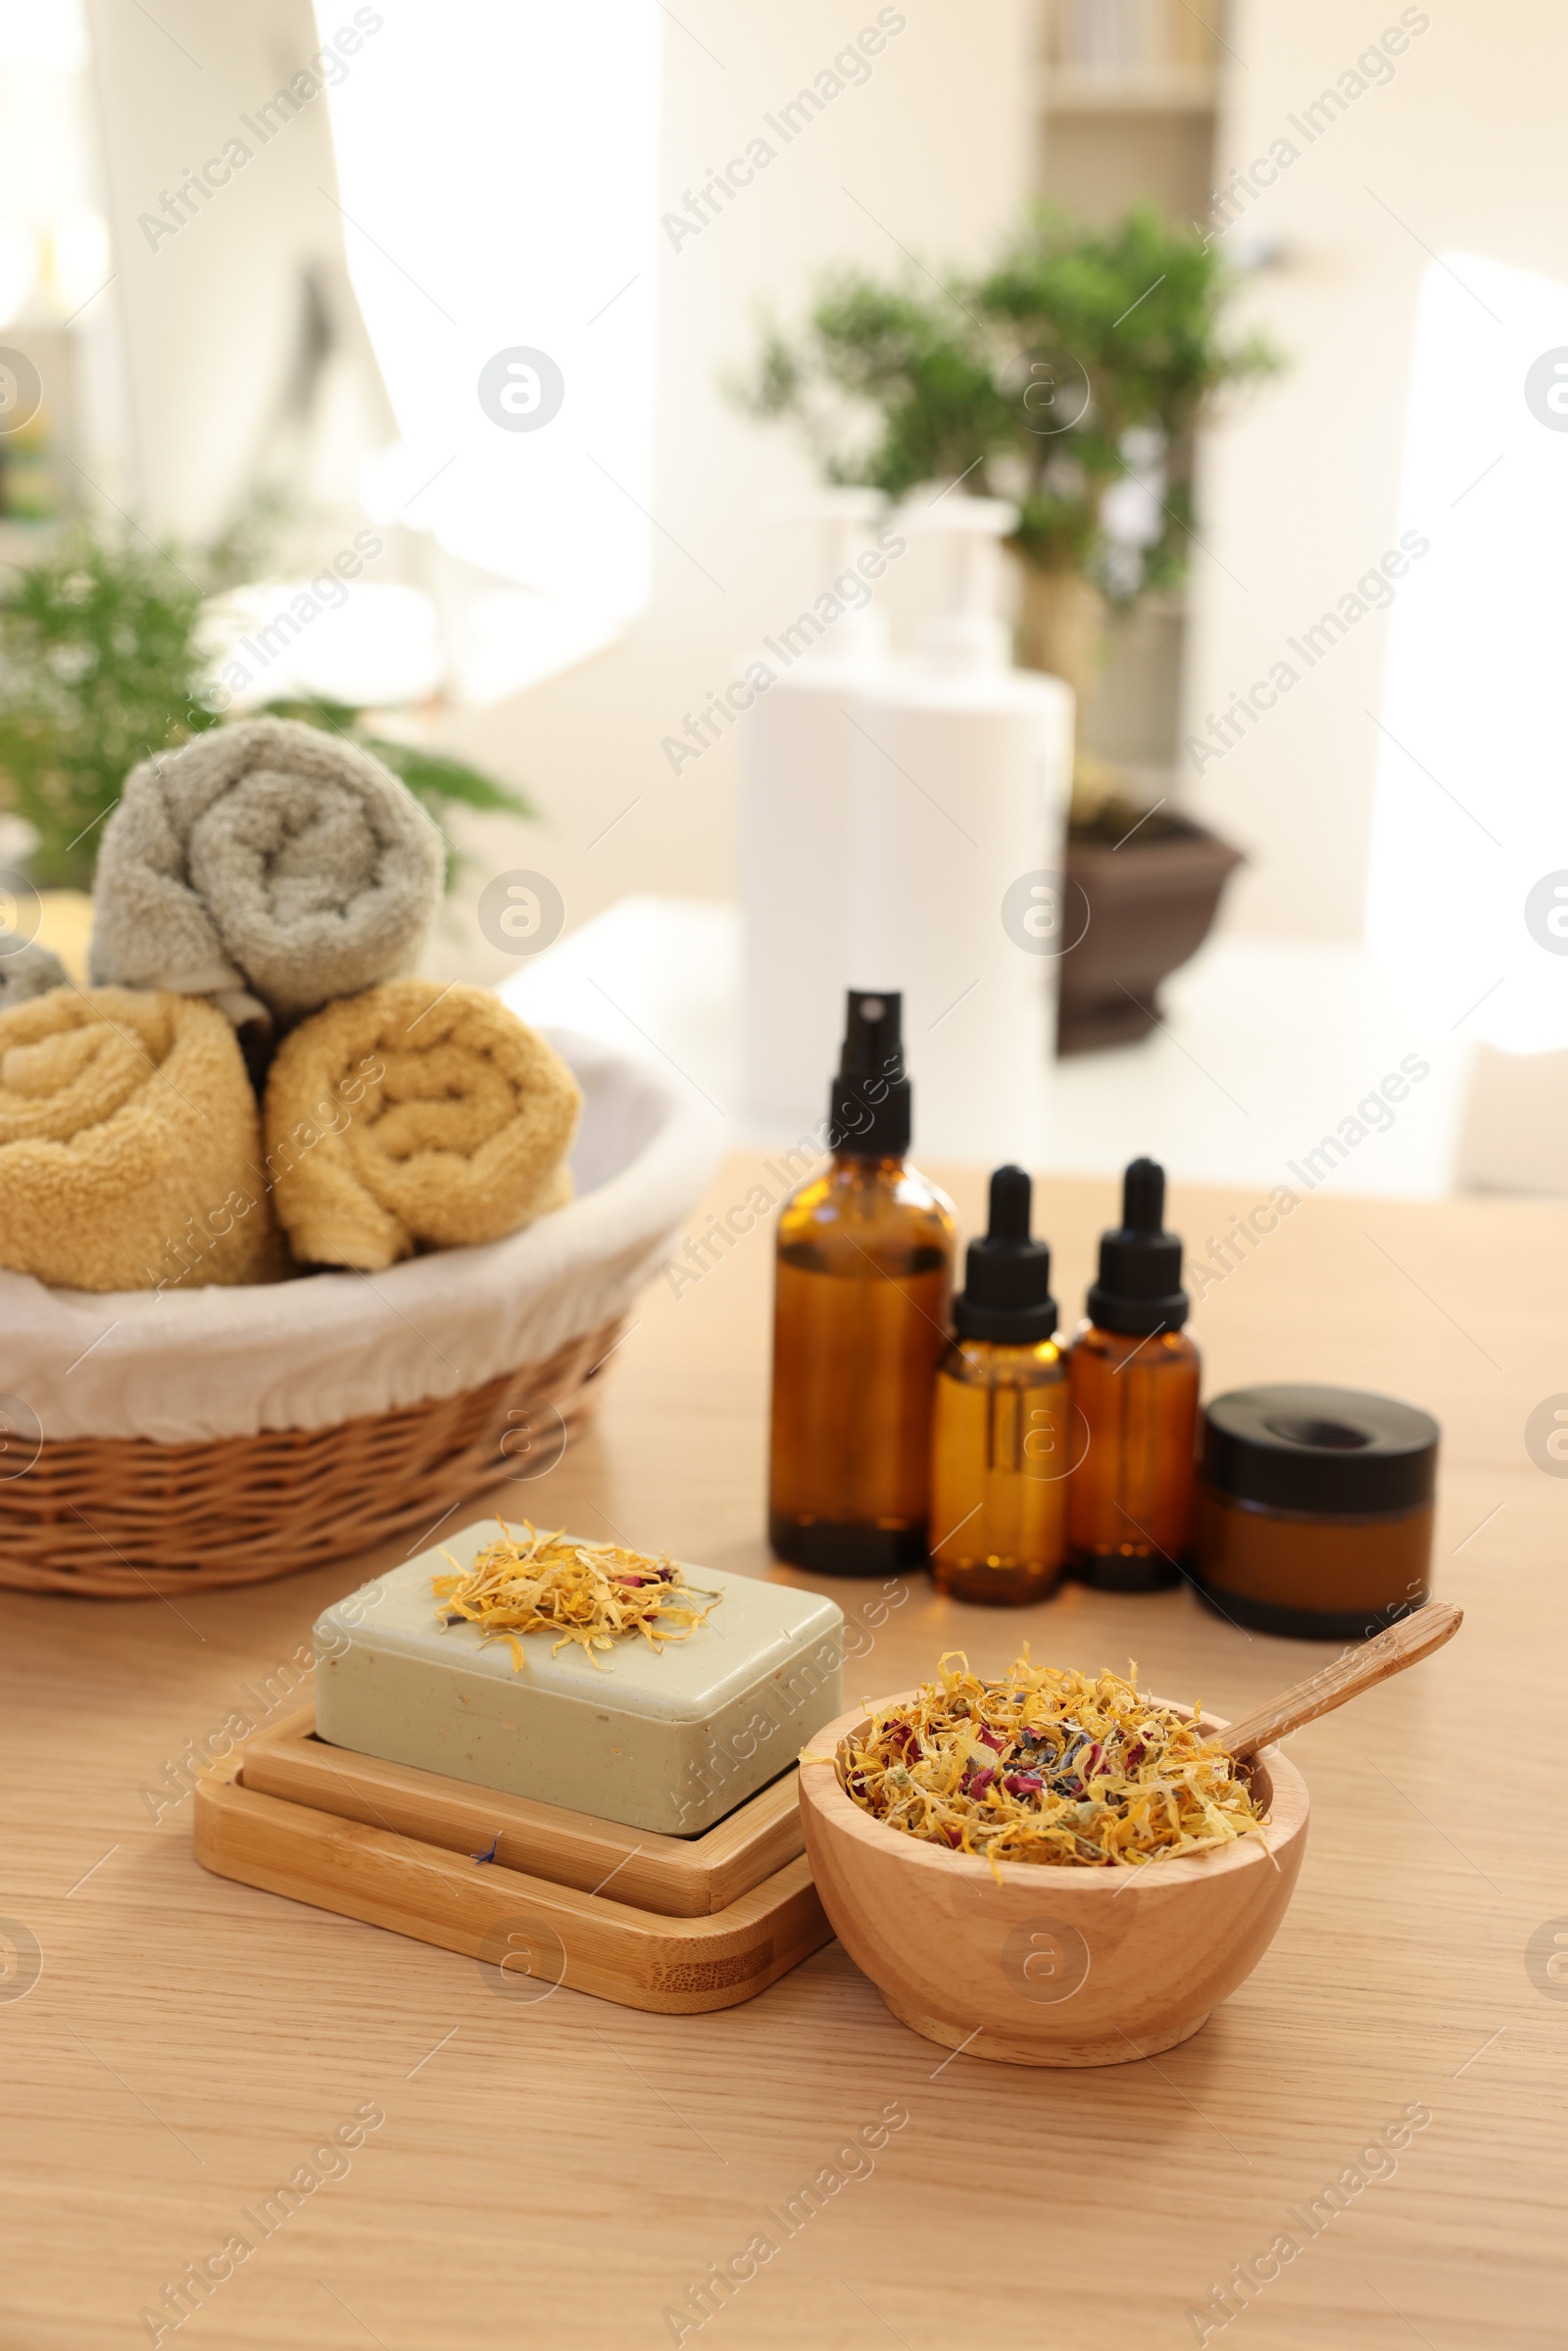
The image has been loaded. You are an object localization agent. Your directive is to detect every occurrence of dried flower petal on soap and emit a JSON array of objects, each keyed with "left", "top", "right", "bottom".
[
  {"left": 431, "top": 1522, "right": 720, "bottom": 1670},
  {"left": 835, "top": 1650, "right": 1264, "bottom": 1872}
]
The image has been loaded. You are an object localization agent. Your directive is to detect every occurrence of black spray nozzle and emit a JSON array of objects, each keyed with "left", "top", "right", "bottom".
[
  {"left": 828, "top": 989, "right": 911, "bottom": 1157},
  {"left": 838, "top": 990, "right": 906, "bottom": 1083},
  {"left": 954, "top": 1164, "right": 1058, "bottom": 1345},
  {"left": 1087, "top": 1154, "right": 1189, "bottom": 1336}
]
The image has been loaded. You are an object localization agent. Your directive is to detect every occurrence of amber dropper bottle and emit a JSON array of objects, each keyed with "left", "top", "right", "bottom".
[
  {"left": 1066, "top": 1157, "right": 1200, "bottom": 1592},
  {"left": 768, "top": 990, "right": 956, "bottom": 1576},
  {"left": 929, "top": 1165, "right": 1070, "bottom": 1606}
]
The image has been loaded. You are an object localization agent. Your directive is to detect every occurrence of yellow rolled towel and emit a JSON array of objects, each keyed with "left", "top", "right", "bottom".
[
  {"left": 0, "top": 988, "right": 286, "bottom": 1293},
  {"left": 263, "top": 979, "right": 581, "bottom": 1271}
]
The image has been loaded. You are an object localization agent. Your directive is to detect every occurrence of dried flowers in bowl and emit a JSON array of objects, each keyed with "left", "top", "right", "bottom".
[
  {"left": 797, "top": 1655, "right": 1310, "bottom": 2068},
  {"left": 432, "top": 1520, "right": 720, "bottom": 1670},
  {"left": 834, "top": 1650, "right": 1265, "bottom": 1870}
]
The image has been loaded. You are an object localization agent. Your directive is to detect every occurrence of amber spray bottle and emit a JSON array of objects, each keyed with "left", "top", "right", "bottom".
[
  {"left": 1067, "top": 1157, "right": 1200, "bottom": 1592},
  {"left": 768, "top": 990, "right": 956, "bottom": 1576},
  {"left": 929, "top": 1165, "right": 1070, "bottom": 1605}
]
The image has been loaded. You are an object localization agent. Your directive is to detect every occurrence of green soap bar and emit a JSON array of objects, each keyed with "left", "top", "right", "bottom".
[{"left": 314, "top": 1522, "right": 845, "bottom": 1835}]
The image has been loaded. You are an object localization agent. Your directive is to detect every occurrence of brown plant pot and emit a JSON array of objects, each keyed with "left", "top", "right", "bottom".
[{"left": 1056, "top": 817, "right": 1245, "bottom": 1056}]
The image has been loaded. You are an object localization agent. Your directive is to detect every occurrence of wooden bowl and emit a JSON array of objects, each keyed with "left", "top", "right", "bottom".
[{"left": 798, "top": 1694, "right": 1309, "bottom": 2067}]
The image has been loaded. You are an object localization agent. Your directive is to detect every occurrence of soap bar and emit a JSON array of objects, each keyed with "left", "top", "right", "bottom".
[{"left": 314, "top": 1523, "right": 845, "bottom": 1835}]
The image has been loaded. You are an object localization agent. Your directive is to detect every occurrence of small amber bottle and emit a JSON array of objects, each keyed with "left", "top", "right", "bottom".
[
  {"left": 929, "top": 1165, "right": 1070, "bottom": 1605},
  {"left": 1066, "top": 1157, "right": 1200, "bottom": 1592},
  {"left": 768, "top": 991, "right": 956, "bottom": 1576}
]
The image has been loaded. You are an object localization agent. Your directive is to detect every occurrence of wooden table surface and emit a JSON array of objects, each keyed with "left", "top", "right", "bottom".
[{"left": 3, "top": 1155, "right": 1565, "bottom": 2351}]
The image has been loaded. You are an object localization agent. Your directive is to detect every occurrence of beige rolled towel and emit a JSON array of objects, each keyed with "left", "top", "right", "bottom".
[
  {"left": 0, "top": 989, "right": 286, "bottom": 1292},
  {"left": 263, "top": 980, "right": 581, "bottom": 1271}
]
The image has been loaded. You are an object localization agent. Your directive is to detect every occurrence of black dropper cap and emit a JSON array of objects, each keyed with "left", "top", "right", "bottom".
[
  {"left": 1085, "top": 1156, "right": 1189, "bottom": 1336},
  {"left": 827, "top": 990, "right": 911, "bottom": 1157},
  {"left": 954, "top": 1165, "right": 1058, "bottom": 1345}
]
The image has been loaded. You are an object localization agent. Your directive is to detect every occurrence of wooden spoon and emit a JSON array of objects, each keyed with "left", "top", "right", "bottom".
[{"left": 1218, "top": 1599, "right": 1463, "bottom": 1762}]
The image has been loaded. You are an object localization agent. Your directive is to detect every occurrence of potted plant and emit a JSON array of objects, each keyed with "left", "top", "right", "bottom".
[{"left": 736, "top": 204, "right": 1280, "bottom": 1052}]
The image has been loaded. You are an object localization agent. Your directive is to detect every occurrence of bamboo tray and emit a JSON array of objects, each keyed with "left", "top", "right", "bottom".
[
  {"left": 241, "top": 1704, "right": 806, "bottom": 1917},
  {"left": 195, "top": 1731, "right": 831, "bottom": 2014}
]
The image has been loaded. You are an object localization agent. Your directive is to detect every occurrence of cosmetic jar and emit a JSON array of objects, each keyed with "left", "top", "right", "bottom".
[{"left": 1193, "top": 1384, "right": 1439, "bottom": 1640}]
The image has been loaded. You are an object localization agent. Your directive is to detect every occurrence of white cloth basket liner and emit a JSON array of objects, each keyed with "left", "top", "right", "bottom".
[{"left": 0, "top": 1029, "right": 723, "bottom": 1444}]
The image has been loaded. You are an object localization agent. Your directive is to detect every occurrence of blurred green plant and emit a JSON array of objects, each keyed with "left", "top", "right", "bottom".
[
  {"left": 735, "top": 201, "right": 1283, "bottom": 606},
  {"left": 0, "top": 531, "right": 221, "bottom": 888},
  {"left": 0, "top": 522, "right": 533, "bottom": 891}
]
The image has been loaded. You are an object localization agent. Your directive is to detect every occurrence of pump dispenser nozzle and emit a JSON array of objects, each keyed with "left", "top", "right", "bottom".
[
  {"left": 769, "top": 488, "right": 891, "bottom": 667},
  {"left": 905, "top": 495, "right": 1018, "bottom": 676},
  {"left": 1085, "top": 1156, "right": 1189, "bottom": 1337}
]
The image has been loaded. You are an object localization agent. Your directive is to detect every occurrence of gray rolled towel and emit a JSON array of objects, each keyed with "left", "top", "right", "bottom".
[
  {"left": 0, "top": 938, "right": 70, "bottom": 1007},
  {"left": 89, "top": 717, "right": 445, "bottom": 1025}
]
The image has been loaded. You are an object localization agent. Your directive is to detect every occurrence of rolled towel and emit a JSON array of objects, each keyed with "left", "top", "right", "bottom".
[
  {"left": 263, "top": 979, "right": 581, "bottom": 1271},
  {"left": 0, "top": 938, "right": 70, "bottom": 1008},
  {"left": 88, "top": 716, "right": 445, "bottom": 1025},
  {"left": 0, "top": 988, "right": 287, "bottom": 1293}
]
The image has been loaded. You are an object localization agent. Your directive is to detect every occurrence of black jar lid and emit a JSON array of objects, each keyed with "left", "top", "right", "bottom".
[{"left": 1200, "top": 1384, "right": 1439, "bottom": 1514}]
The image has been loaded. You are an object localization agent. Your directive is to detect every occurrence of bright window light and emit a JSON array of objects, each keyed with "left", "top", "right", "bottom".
[
  {"left": 312, "top": 0, "right": 659, "bottom": 696},
  {"left": 0, "top": 0, "right": 104, "bottom": 326},
  {"left": 1367, "top": 252, "right": 1568, "bottom": 1054},
  {"left": 0, "top": 0, "right": 86, "bottom": 74},
  {"left": 205, "top": 581, "right": 445, "bottom": 710}
]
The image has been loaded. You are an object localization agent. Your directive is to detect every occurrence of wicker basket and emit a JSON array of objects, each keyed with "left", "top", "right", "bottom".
[
  {"left": 0, "top": 1315, "right": 623, "bottom": 1599},
  {"left": 0, "top": 1026, "right": 720, "bottom": 1601}
]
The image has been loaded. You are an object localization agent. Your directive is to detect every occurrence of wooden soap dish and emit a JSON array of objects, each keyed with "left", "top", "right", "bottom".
[
  {"left": 194, "top": 1709, "right": 831, "bottom": 2015},
  {"left": 240, "top": 1706, "right": 804, "bottom": 1916}
]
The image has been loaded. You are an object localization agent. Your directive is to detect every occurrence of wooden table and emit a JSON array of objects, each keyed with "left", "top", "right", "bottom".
[{"left": 3, "top": 1156, "right": 1564, "bottom": 2351}]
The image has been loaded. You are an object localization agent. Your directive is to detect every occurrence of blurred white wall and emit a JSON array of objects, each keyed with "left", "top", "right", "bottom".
[
  {"left": 1183, "top": 0, "right": 1568, "bottom": 939},
  {"left": 440, "top": 0, "right": 1036, "bottom": 972},
  {"left": 82, "top": 0, "right": 348, "bottom": 532}
]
